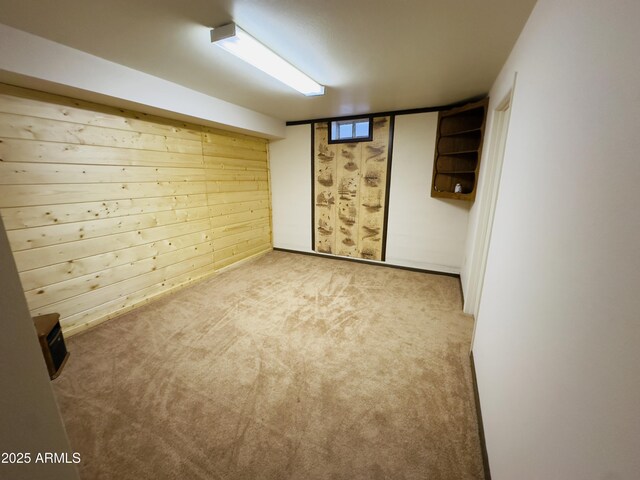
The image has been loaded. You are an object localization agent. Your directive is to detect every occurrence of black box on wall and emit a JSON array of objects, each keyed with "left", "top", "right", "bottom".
[{"left": 33, "top": 313, "right": 69, "bottom": 379}]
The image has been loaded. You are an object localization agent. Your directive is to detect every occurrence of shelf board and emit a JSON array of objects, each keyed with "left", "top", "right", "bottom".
[
  {"left": 440, "top": 127, "right": 482, "bottom": 137},
  {"left": 432, "top": 188, "right": 474, "bottom": 200},
  {"left": 437, "top": 149, "right": 480, "bottom": 155}
]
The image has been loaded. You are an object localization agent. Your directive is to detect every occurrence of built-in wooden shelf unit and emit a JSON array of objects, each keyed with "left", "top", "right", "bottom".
[{"left": 431, "top": 98, "right": 489, "bottom": 201}]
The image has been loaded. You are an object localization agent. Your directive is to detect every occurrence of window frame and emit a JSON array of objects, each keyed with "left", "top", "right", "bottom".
[{"left": 328, "top": 117, "right": 373, "bottom": 144}]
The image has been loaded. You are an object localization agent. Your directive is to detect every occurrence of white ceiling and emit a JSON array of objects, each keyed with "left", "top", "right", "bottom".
[{"left": 0, "top": 0, "right": 536, "bottom": 122}]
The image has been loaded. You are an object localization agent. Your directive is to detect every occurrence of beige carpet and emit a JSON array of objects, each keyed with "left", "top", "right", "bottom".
[{"left": 52, "top": 250, "right": 484, "bottom": 480}]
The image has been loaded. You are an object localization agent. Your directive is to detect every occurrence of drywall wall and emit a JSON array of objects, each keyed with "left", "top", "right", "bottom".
[
  {"left": 0, "top": 23, "right": 284, "bottom": 139},
  {"left": 386, "top": 113, "right": 470, "bottom": 272},
  {"left": 269, "top": 124, "right": 312, "bottom": 251},
  {"left": 0, "top": 214, "right": 80, "bottom": 480},
  {"left": 467, "top": 0, "right": 640, "bottom": 478},
  {"left": 0, "top": 84, "right": 271, "bottom": 336},
  {"left": 269, "top": 114, "right": 470, "bottom": 273}
]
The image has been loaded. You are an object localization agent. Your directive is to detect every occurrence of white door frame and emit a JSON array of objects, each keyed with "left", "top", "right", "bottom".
[{"left": 465, "top": 76, "right": 516, "bottom": 330}]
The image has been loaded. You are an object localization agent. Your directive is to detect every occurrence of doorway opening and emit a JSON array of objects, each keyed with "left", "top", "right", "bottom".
[{"left": 465, "top": 81, "right": 515, "bottom": 336}]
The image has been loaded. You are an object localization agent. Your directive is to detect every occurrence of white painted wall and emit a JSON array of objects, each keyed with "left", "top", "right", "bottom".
[
  {"left": 386, "top": 113, "right": 470, "bottom": 273},
  {"left": 270, "top": 124, "right": 313, "bottom": 252},
  {"left": 269, "top": 115, "right": 471, "bottom": 273},
  {"left": 468, "top": 0, "right": 640, "bottom": 478},
  {"left": 0, "top": 23, "right": 284, "bottom": 139},
  {"left": 0, "top": 215, "right": 80, "bottom": 480}
]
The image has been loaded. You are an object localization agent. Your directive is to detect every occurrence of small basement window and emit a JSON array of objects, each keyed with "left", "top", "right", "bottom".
[{"left": 329, "top": 118, "right": 372, "bottom": 143}]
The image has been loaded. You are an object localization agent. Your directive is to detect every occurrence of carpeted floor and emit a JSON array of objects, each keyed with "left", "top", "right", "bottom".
[{"left": 52, "top": 251, "right": 484, "bottom": 480}]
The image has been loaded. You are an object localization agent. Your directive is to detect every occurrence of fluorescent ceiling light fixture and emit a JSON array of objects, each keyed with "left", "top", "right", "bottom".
[{"left": 211, "top": 23, "right": 325, "bottom": 97}]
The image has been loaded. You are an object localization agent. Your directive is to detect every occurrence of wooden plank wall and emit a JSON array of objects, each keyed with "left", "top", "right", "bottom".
[{"left": 0, "top": 84, "right": 272, "bottom": 335}]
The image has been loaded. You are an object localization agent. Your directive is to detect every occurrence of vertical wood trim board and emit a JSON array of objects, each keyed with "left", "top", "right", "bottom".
[{"left": 0, "top": 83, "right": 272, "bottom": 335}]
